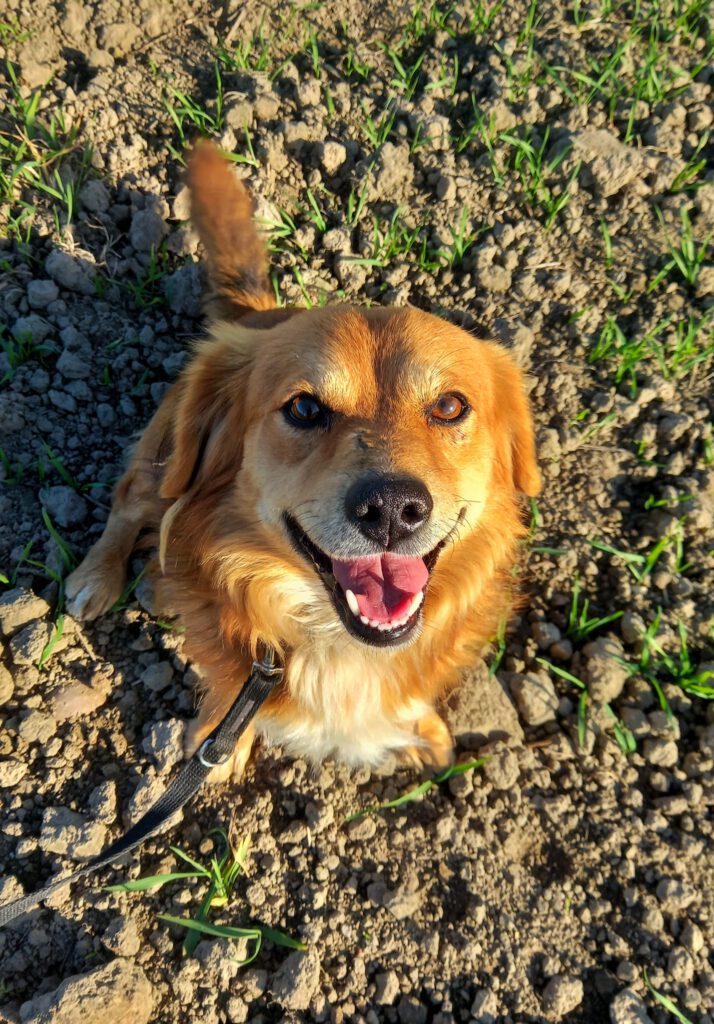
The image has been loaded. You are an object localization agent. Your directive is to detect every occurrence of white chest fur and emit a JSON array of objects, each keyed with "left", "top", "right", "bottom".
[{"left": 257, "top": 639, "right": 428, "bottom": 766}]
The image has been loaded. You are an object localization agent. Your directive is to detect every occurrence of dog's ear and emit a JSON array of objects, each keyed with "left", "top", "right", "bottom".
[
  {"left": 491, "top": 349, "right": 542, "bottom": 497},
  {"left": 186, "top": 140, "right": 276, "bottom": 321},
  {"left": 160, "top": 335, "right": 252, "bottom": 501}
]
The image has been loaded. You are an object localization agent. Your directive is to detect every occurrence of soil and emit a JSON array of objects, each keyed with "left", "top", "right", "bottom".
[{"left": 0, "top": 1, "right": 713, "bottom": 1023}]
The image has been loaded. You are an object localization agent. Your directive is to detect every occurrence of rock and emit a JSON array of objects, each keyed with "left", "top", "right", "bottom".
[
  {"left": 667, "top": 947, "right": 694, "bottom": 984},
  {"left": 368, "top": 142, "right": 414, "bottom": 200},
  {"left": 656, "top": 877, "right": 696, "bottom": 909},
  {"left": 254, "top": 90, "right": 280, "bottom": 120},
  {"left": 194, "top": 937, "right": 245, "bottom": 984},
  {"left": 141, "top": 661, "right": 173, "bottom": 692},
  {"left": 609, "top": 987, "right": 655, "bottom": 1023},
  {"left": 100, "top": 21, "right": 142, "bottom": 55},
  {"left": 47, "top": 680, "right": 110, "bottom": 721},
  {"left": 0, "top": 758, "right": 28, "bottom": 787},
  {"left": 482, "top": 743, "right": 520, "bottom": 790},
  {"left": 643, "top": 738, "right": 678, "bottom": 767},
  {"left": 398, "top": 995, "right": 428, "bottom": 1024},
  {"left": 56, "top": 349, "right": 92, "bottom": 380},
  {"left": 224, "top": 98, "right": 254, "bottom": 130},
  {"left": 435, "top": 174, "right": 456, "bottom": 202},
  {"left": 374, "top": 970, "right": 400, "bottom": 1005},
  {"left": 130, "top": 208, "right": 168, "bottom": 252},
  {"left": 0, "top": 663, "right": 14, "bottom": 704},
  {"left": 41, "top": 485, "right": 88, "bottom": 527},
  {"left": 383, "top": 888, "right": 422, "bottom": 920},
  {"left": 572, "top": 129, "right": 644, "bottom": 197},
  {"left": 509, "top": 671, "right": 559, "bottom": 726},
  {"left": 318, "top": 140, "right": 348, "bottom": 176},
  {"left": 22, "top": 959, "right": 153, "bottom": 1024},
  {"left": 164, "top": 262, "right": 203, "bottom": 316},
  {"left": 9, "top": 618, "right": 54, "bottom": 667},
  {"left": 583, "top": 636, "right": 629, "bottom": 704},
  {"left": 17, "top": 709, "right": 56, "bottom": 745},
  {"left": 681, "top": 921, "right": 704, "bottom": 954},
  {"left": 124, "top": 769, "right": 182, "bottom": 833},
  {"left": 102, "top": 915, "right": 141, "bottom": 957},
  {"left": 0, "top": 587, "right": 50, "bottom": 637},
  {"left": 89, "top": 781, "right": 117, "bottom": 824},
  {"left": 12, "top": 313, "right": 53, "bottom": 344},
  {"left": 542, "top": 975, "right": 583, "bottom": 1016},
  {"left": 621, "top": 612, "right": 646, "bottom": 645},
  {"left": 79, "top": 179, "right": 110, "bottom": 214},
  {"left": 142, "top": 719, "right": 185, "bottom": 772},
  {"left": 532, "top": 621, "right": 561, "bottom": 650},
  {"left": 46, "top": 250, "right": 96, "bottom": 295},
  {"left": 27, "top": 280, "right": 59, "bottom": 309},
  {"left": 471, "top": 988, "right": 499, "bottom": 1022},
  {"left": 445, "top": 660, "right": 524, "bottom": 746},
  {"left": 270, "top": 949, "right": 321, "bottom": 1011},
  {"left": 38, "top": 805, "right": 106, "bottom": 860}
]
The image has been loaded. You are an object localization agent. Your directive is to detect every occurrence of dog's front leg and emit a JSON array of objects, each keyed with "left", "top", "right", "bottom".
[{"left": 402, "top": 710, "right": 454, "bottom": 771}]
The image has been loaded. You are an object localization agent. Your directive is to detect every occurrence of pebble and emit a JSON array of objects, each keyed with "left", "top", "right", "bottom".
[
  {"left": 609, "top": 987, "right": 655, "bottom": 1023},
  {"left": 398, "top": 995, "right": 428, "bottom": 1024},
  {"left": 102, "top": 915, "right": 141, "bottom": 957},
  {"left": 79, "top": 179, "right": 110, "bottom": 213},
  {"left": 21, "top": 959, "right": 153, "bottom": 1024},
  {"left": 47, "top": 680, "right": 110, "bottom": 720},
  {"left": 483, "top": 745, "right": 520, "bottom": 790},
  {"left": 542, "top": 974, "right": 583, "bottom": 1016},
  {"left": 124, "top": 769, "right": 182, "bottom": 833},
  {"left": 509, "top": 671, "right": 559, "bottom": 726},
  {"left": 0, "top": 587, "right": 50, "bottom": 637},
  {"left": 656, "top": 877, "right": 696, "bottom": 909},
  {"left": 270, "top": 949, "right": 321, "bottom": 1011},
  {"left": 583, "top": 636, "right": 629, "bottom": 704},
  {"left": 0, "top": 758, "right": 28, "bottom": 787},
  {"left": 681, "top": 921, "right": 704, "bottom": 954},
  {"left": 643, "top": 738, "right": 678, "bottom": 767},
  {"left": 318, "top": 140, "right": 348, "bottom": 176},
  {"left": 471, "top": 988, "right": 499, "bottom": 1022},
  {"left": 41, "top": 485, "right": 89, "bottom": 527},
  {"left": 56, "top": 349, "right": 92, "bottom": 380},
  {"left": 38, "top": 805, "right": 106, "bottom": 859},
  {"left": 17, "top": 709, "right": 56, "bottom": 745},
  {"left": 531, "top": 621, "right": 561, "bottom": 650},
  {"left": 141, "top": 661, "right": 174, "bottom": 692},
  {"left": 0, "top": 663, "right": 14, "bottom": 704},
  {"left": 667, "top": 947, "right": 695, "bottom": 984},
  {"left": 27, "top": 279, "right": 59, "bottom": 309},
  {"left": 142, "top": 718, "right": 185, "bottom": 772},
  {"left": 374, "top": 970, "right": 400, "bottom": 1005},
  {"left": 130, "top": 208, "right": 168, "bottom": 252},
  {"left": 11, "top": 314, "right": 53, "bottom": 344},
  {"left": 446, "top": 661, "right": 524, "bottom": 745},
  {"left": 45, "top": 250, "right": 97, "bottom": 295}
]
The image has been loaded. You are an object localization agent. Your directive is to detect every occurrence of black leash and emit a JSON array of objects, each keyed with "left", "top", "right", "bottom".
[{"left": 0, "top": 648, "right": 283, "bottom": 928}]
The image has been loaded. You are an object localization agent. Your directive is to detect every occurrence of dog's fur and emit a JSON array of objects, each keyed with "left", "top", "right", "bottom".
[{"left": 66, "top": 142, "right": 541, "bottom": 780}]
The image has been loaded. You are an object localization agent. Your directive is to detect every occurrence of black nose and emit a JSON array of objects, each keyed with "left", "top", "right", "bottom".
[{"left": 346, "top": 476, "right": 433, "bottom": 548}]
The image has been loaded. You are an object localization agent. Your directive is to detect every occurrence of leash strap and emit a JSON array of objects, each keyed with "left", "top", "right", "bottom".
[{"left": 0, "top": 648, "right": 282, "bottom": 928}]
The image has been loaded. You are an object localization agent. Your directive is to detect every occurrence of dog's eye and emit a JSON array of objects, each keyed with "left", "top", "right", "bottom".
[
  {"left": 284, "top": 394, "right": 330, "bottom": 429},
  {"left": 429, "top": 393, "right": 469, "bottom": 424}
]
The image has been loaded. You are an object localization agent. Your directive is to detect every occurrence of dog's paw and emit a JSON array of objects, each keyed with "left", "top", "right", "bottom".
[
  {"left": 405, "top": 712, "right": 455, "bottom": 772},
  {"left": 65, "top": 555, "right": 126, "bottom": 621}
]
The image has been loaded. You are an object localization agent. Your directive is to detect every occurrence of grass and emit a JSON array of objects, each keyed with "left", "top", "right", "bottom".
[
  {"left": 345, "top": 757, "right": 489, "bottom": 823},
  {"left": 566, "top": 574, "right": 623, "bottom": 643},
  {"left": 591, "top": 522, "right": 690, "bottom": 584},
  {"left": 0, "top": 323, "right": 56, "bottom": 385},
  {"left": 644, "top": 969, "right": 694, "bottom": 1023},
  {"left": 538, "top": 659, "right": 637, "bottom": 754},
  {"left": 107, "top": 829, "right": 305, "bottom": 962},
  {"left": 649, "top": 205, "right": 713, "bottom": 291}
]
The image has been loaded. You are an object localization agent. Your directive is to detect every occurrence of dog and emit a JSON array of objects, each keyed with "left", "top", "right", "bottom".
[{"left": 65, "top": 141, "right": 541, "bottom": 781}]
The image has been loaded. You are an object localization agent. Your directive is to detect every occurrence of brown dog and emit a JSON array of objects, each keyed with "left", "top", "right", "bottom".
[{"left": 65, "top": 142, "right": 541, "bottom": 780}]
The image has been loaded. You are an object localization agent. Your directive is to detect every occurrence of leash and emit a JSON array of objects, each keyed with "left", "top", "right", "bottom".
[{"left": 0, "top": 647, "right": 283, "bottom": 928}]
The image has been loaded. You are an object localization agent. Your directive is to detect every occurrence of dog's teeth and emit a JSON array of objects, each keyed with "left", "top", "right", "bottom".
[
  {"left": 369, "top": 619, "right": 380, "bottom": 628},
  {"left": 408, "top": 592, "right": 424, "bottom": 616},
  {"left": 360, "top": 615, "right": 370, "bottom": 625},
  {"left": 345, "top": 589, "right": 360, "bottom": 616},
  {"left": 377, "top": 622, "right": 391, "bottom": 631}
]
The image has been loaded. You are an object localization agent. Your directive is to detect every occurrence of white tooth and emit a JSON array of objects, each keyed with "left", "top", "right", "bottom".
[
  {"left": 409, "top": 592, "right": 424, "bottom": 615},
  {"left": 360, "top": 615, "right": 370, "bottom": 625},
  {"left": 369, "top": 619, "right": 381, "bottom": 628},
  {"left": 345, "top": 589, "right": 360, "bottom": 616},
  {"left": 377, "top": 622, "right": 391, "bottom": 631}
]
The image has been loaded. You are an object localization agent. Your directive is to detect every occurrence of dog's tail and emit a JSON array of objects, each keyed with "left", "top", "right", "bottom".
[{"left": 186, "top": 140, "right": 276, "bottom": 320}]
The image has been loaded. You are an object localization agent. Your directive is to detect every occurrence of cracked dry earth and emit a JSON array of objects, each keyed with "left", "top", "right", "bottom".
[{"left": 1, "top": 1, "right": 714, "bottom": 1023}]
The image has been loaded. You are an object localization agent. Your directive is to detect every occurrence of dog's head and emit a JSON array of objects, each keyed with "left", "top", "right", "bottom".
[{"left": 159, "top": 144, "right": 540, "bottom": 653}]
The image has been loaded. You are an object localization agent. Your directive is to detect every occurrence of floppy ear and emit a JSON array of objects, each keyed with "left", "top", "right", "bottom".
[
  {"left": 491, "top": 348, "right": 542, "bottom": 497},
  {"left": 186, "top": 139, "right": 276, "bottom": 321},
  {"left": 159, "top": 335, "right": 252, "bottom": 501}
]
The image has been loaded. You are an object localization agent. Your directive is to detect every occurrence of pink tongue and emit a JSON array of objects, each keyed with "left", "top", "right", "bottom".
[{"left": 332, "top": 553, "right": 429, "bottom": 623}]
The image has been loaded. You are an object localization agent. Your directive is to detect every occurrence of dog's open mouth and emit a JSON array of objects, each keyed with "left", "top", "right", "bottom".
[{"left": 284, "top": 513, "right": 455, "bottom": 647}]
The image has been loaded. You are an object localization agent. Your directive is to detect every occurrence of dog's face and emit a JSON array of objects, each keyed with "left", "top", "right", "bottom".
[{"left": 161, "top": 303, "right": 540, "bottom": 652}]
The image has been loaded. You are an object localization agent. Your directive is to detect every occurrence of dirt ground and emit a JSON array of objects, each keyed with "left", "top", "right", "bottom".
[{"left": 1, "top": 1, "right": 713, "bottom": 1022}]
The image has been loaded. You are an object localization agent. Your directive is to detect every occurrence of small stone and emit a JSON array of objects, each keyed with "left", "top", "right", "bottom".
[
  {"left": 9, "top": 620, "right": 54, "bottom": 666},
  {"left": 21, "top": 959, "right": 153, "bottom": 1024},
  {"left": 164, "top": 262, "right": 203, "bottom": 316},
  {"left": 609, "top": 988, "right": 655, "bottom": 1024},
  {"left": 270, "top": 949, "right": 321, "bottom": 1011},
  {"left": 39, "top": 805, "right": 106, "bottom": 860},
  {"left": 102, "top": 915, "right": 141, "bottom": 957},
  {"left": 304, "top": 799, "right": 334, "bottom": 833},
  {"left": 383, "top": 888, "right": 422, "bottom": 920},
  {"left": 142, "top": 719, "right": 185, "bottom": 772},
  {"left": 435, "top": 174, "right": 456, "bottom": 202},
  {"left": 0, "top": 663, "right": 14, "bottom": 704},
  {"left": 0, "top": 587, "right": 50, "bottom": 637},
  {"left": 532, "top": 621, "right": 561, "bottom": 650},
  {"left": 509, "top": 671, "right": 559, "bottom": 726},
  {"left": 56, "top": 349, "right": 91, "bottom": 380},
  {"left": 17, "top": 709, "right": 56, "bottom": 745},
  {"left": 46, "top": 249, "right": 97, "bottom": 294},
  {"left": 398, "top": 995, "right": 428, "bottom": 1024},
  {"left": 79, "top": 179, "right": 110, "bottom": 213},
  {"left": 141, "top": 661, "right": 174, "bottom": 692},
  {"left": 100, "top": 21, "right": 142, "bottom": 55},
  {"left": 12, "top": 313, "right": 52, "bottom": 344},
  {"left": 130, "top": 208, "right": 168, "bottom": 252},
  {"left": 542, "top": 975, "right": 583, "bottom": 1017},
  {"left": 41, "top": 485, "right": 88, "bottom": 527},
  {"left": 47, "top": 680, "right": 110, "bottom": 721},
  {"left": 0, "top": 758, "right": 28, "bottom": 787},
  {"left": 656, "top": 877, "right": 696, "bottom": 909},
  {"left": 681, "top": 921, "right": 704, "bottom": 954},
  {"left": 667, "top": 948, "right": 695, "bottom": 984},
  {"left": 483, "top": 744, "right": 520, "bottom": 790},
  {"left": 374, "top": 970, "right": 400, "bottom": 1005},
  {"left": 583, "top": 635, "right": 629, "bottom": 704},
  {"left": 254, "top": 91, "right": 280, "bottom": 120},
  {"left": 573, "top": 129, "right": 644, "bottom": 197},
  {"left": 124, "top": 769, "right": 182, "bottom": 833},
  {"left": 224, "top": 98, "right": 254, "bottom": 130},
  {"left": 446, "top": 659, "right": 524, "bottom": 745},
  {"left": 643, "top": 738, "right": 678, "bottom": 767},
  {"left": 621, "top": 612, "right": 646, "bottom": 645},
  {"left": 471, "top": 988, "right": 498, "bottom": 1022},
  {"left": 27, "top": 279, "right": 59, "bottom": 309},
  {"left": 318, "top": 140, "right": 348, "bottom": 176}
]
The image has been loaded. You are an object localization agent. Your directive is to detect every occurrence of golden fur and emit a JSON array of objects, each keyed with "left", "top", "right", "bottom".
[{"left": 66, "top": 141, "right": 541, "bottom": 779}]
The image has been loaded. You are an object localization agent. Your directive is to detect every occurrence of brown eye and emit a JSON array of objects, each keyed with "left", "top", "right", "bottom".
[
  {"left": 430, "top": 393, "right": 469, "bottom": 424},
  {"left": 284, "top": 394, "right": 331, "bottom": 429}
]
